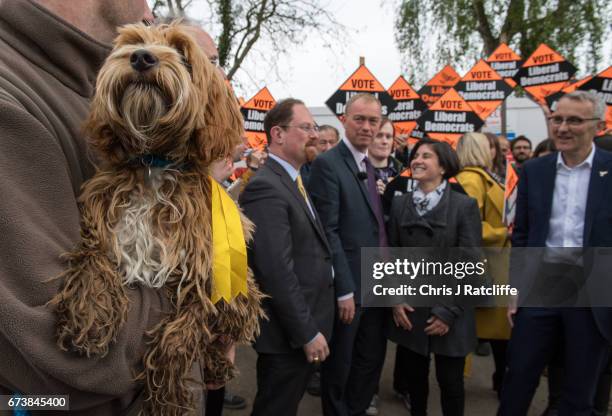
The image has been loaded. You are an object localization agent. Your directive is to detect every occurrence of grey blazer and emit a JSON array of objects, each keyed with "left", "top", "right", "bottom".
[
  {"left": 386, "top": 185, "right": 482, "bottom": 357},
  {"left": 240, "top": 158, "right": 335, "bottom": 354}
]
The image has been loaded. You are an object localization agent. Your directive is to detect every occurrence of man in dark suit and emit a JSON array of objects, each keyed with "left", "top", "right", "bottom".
[
  {"left": 499, "top": 90, "right": 612, "bottom": 415},
  {"left": 240, "top": 98, "right": 335, "bottom": 416},
  {"left": 308, "top": 93, "right": 388, "bottom": 416}
]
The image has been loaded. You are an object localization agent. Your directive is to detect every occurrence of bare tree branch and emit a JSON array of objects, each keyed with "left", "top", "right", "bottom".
[
  {"left": 471, "top": 0, "right": 497, "bottom": 55},
  {"left": 150, "top": 0, "right": 346, "bottom": 86}
]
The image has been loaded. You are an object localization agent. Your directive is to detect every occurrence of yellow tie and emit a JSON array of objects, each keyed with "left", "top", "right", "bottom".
[{"left": 296, "top": 174, "right": 309, "bottom": 204}]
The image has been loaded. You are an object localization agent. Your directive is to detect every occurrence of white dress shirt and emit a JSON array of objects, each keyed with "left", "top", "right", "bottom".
[
  {"left": 544, "top": 144, "right": 595, "bottom": 264},
  {"left": 343, "top": 137, "right": 368, "bottom": 173}
]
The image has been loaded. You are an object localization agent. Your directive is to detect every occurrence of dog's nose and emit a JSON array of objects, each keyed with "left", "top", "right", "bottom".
[{"left": 130, "top": 49, "right": 158, "bottom": 72}]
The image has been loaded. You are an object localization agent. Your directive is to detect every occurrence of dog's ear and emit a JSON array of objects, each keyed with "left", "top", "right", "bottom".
[
  {"left": 196, "top": 68, "right": 244, "bottom": 166},
  {"left": 166, "top": 25, "right": 244, "bottom": 167}
]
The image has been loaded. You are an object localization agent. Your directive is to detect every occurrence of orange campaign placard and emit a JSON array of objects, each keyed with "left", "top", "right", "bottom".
[
  {"left": 486, "top": 43, "right": 523, "bottom": 88},
  {"left": 579, "top": 66, "right": 612, "bottom": 132},
  {"left": 545, "top": 75, "right": 593, "bottom": 110},
  {"left": 454, "top": 59, "right": 514, "bottom": 120},
  {"left": 417, "top": 65, "right": 461, "bottom": 107},
  {"left": 240, "top": 87, "right": 276, "bottom": 150},
  {"left": 513, "top": 43, "right": 577, "bottom": 104},
  {"left": 503, "top": 162, "right": 519, "bottom": 227},
  {"left": 325, "top": 64, "right": 397, "bottom": 119},
  {"left": 415, "top": 88, "right": 484, "bottom": 147},
  {"left": 387, "top": 75, "right": 428, "bottom": 136},
  {"left": 408, "top": 125, "right": 427, "bottom": 145}
]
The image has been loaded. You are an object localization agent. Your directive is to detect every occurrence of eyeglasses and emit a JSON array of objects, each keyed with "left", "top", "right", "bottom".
[
  {"left": 279, "top": 124, "right": 320, "bottom": 134},
  {"left": 351, "top": 115, "right": 381, "bottom": 126},
  {"left": 548, "top": 116, "right": 600, "bottom": 127}
]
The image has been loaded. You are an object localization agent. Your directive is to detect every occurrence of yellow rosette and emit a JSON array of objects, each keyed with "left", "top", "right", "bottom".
[{"left": 210, "top": 177, "right": 248, "bottom": 303}]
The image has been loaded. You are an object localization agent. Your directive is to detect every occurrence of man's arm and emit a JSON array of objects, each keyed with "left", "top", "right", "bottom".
[
  {"left": 508, "top": 163, "right": 530, "bottom": 324},
  {"left": 0, "top": 99, "right": 169, "bottom": 404},
  {"left": 240, "top": 178, "right": 319, "bottom": 348},
  {"left": 308, "top": 156, "right": 354, "bottom": 297},
  {"left": 512, "top": 164, "right": 529, "bottom": 248}
]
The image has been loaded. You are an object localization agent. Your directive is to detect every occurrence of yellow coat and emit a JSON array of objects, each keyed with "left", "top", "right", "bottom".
[{"left": 456, "top": 167, "right": 511, "bottom": 340}]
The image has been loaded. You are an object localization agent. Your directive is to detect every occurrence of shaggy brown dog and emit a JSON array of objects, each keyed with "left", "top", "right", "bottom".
[{"left": 48, "top": 23, "right": 264, "bottom": 415}]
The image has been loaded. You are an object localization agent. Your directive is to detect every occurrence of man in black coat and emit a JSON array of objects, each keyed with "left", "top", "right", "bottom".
[
  {"left": 240, "top": 98, "right": 335, "bottom": 416},
  {"left": 500, "top": 91, "right": 612, "bottom": 415},
  {"left": 308, "top": 93, "right": 388, "bottom": 415}
]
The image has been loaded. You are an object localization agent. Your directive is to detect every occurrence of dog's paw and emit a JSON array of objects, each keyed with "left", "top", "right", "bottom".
[
  {"left": 201, "top": 348, "right": 237, "bottom": 386},
  {"left": 55, "top": 323, "right": 111, "bottom": 357},
  {"left": 54, "top": 296, "right": 124, "bottom": 357},
  {"left": 50, "top": 254, "right": 129, "bottom": 357}
]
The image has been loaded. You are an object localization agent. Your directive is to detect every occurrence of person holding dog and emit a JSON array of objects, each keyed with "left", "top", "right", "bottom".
[
  {"left": 240, "top": 98, "right": 335, "bottom": 416},
  {"left": 0, "top": 2, "right": 249, "bottom": 415}
]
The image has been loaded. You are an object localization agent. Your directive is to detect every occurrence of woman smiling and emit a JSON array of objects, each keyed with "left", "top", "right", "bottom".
[{"left": 387, "top": 138, "right": 482, "bottom": 416}]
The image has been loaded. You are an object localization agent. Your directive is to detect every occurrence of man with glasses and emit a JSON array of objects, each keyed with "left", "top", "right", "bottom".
[
  {"left": 309, "top": 93, "right": 388, "bottom": 416},
  {"left": 240, "top": 98, "right": 334, "bottom": 416},
  {"left": 500, "top": 90, "right": 612, "bottom": 415}
]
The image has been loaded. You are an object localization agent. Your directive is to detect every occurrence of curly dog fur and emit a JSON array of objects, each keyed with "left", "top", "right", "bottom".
[{"left": 48, "top": 22, "right": 265, "bottom": 415}]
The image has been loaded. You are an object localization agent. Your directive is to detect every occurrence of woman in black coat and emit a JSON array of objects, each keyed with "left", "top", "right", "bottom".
[{"left": 387, "top": 139, "right": 482, "bottom": 416}]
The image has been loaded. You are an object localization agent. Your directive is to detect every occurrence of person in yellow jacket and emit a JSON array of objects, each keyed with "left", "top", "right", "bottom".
[{"left": 456, "top": 132, "right": 511, "bottom": 398}]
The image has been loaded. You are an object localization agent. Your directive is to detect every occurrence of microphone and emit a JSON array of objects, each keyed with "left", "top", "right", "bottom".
[{"left": 356, "top": 171, "right": 368, "bottom": 181}]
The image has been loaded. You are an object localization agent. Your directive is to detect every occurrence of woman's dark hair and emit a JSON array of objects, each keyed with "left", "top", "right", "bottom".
[
  {"left": 484, "top": 132, "right": 505, "bottom": 177},
  {"left": 408, "top": 138, "right": 460, "bottom": 179},
  {"left": 532, "top": 138, "right": 557, "bottom": 158}
]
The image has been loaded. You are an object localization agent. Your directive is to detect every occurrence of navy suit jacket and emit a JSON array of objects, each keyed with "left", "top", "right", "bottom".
[
  {"left": 308, "top": 141, "right": 380, "bottom": 302},
  {"left": 512, "top": 148, "right": 612, "bottom": 340}
]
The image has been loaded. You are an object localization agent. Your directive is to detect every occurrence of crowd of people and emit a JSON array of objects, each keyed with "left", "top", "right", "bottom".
[
  {"left": 209, "top": 88, "right": 612, "bottom": 416},
  {"left": 235, "top": 91, "right": 611, "bottom": 416},
  {"left": 1, "top": 1, "right": 611, "bottom": 416}
]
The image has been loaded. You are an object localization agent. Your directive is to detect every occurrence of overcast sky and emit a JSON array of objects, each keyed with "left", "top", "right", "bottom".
[
  {"left": 188, "top": 0, "right": 405, "bottom": 107},
  {"left": 179, "top": 0, "right": 610, "bottom": 108}
]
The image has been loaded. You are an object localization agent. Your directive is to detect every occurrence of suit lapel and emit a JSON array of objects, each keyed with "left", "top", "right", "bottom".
[
  {"left": 338, "top": 141, "right": 376, "bottom": 217},
  {"left": 539, "top": 156, "right": 557, "bottom": 241},
  {"left": 584, "top": 149, "right": 608, "bottom": 244},
  {"left": 267, "top": 158, "right": 331, "bottom": 249},
  {"left": 307, "top": 193, "right": 332, "bottom": 253}
]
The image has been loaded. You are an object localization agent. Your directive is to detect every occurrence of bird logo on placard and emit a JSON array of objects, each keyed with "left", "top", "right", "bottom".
[
  {"left": 441, "top": 72, "right": 457, "bottom": 83},
  {"left": 541, "top": 87, "right": 554, "bottom": 96}
]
